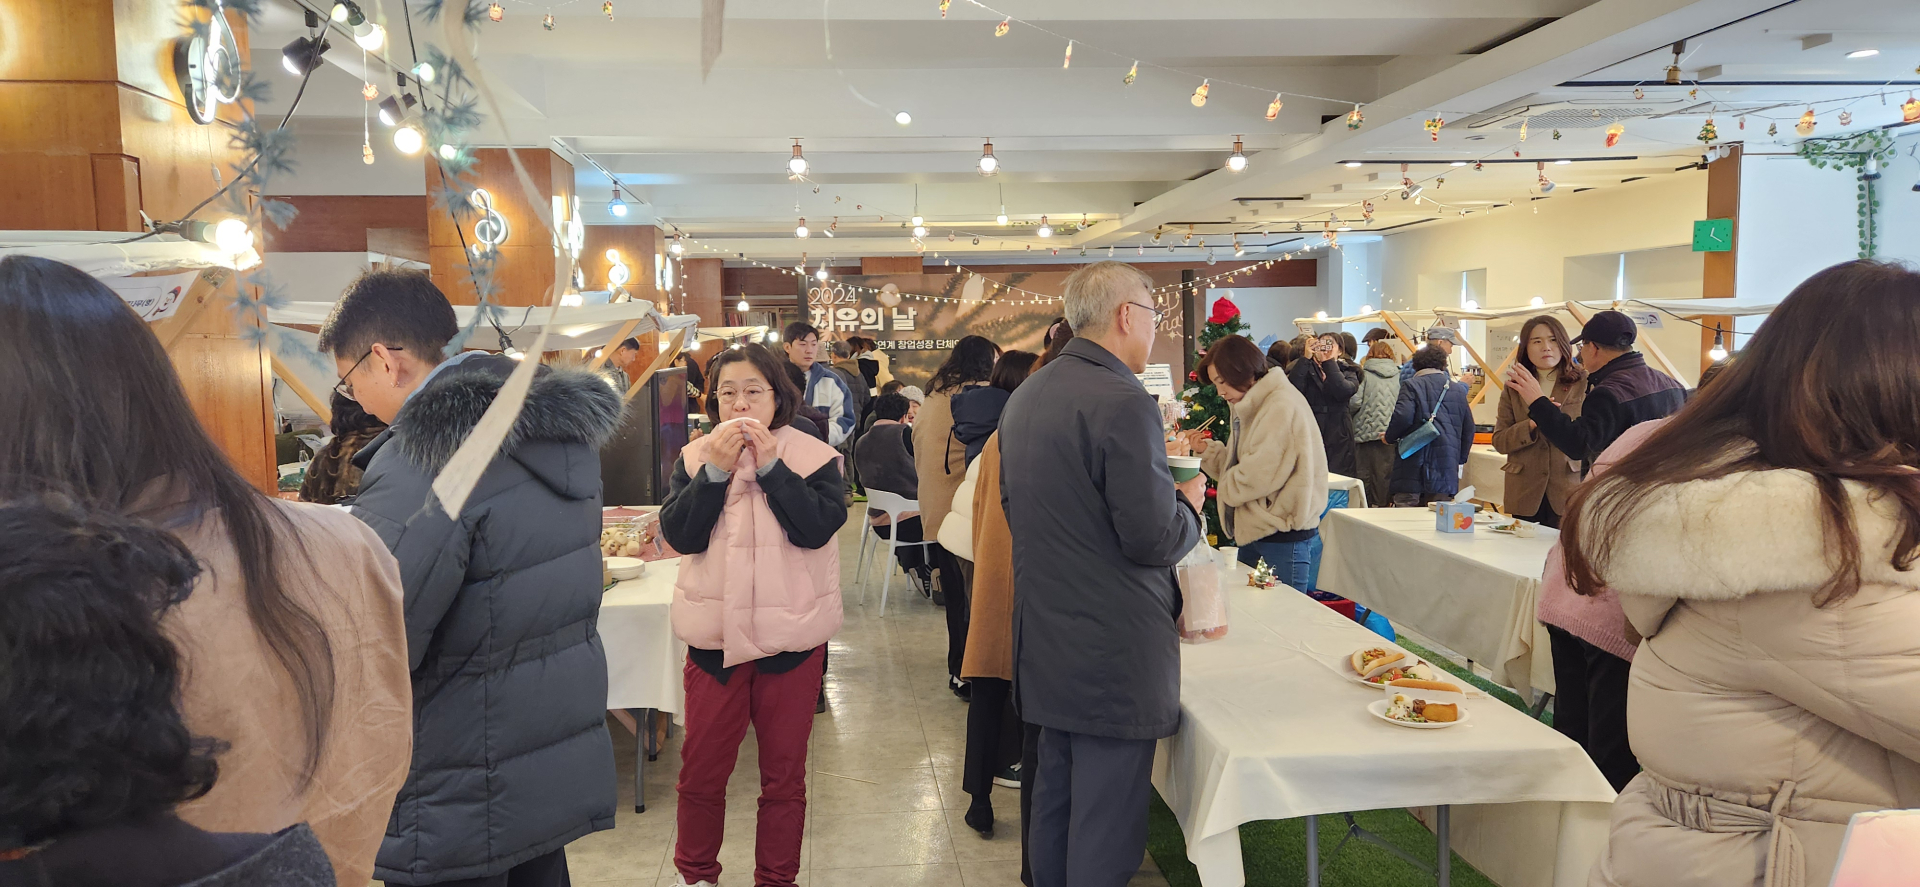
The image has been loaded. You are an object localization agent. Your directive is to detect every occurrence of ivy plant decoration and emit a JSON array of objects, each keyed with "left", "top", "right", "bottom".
[{"left": 1797, "top": 129, "right": 1896, "bottom": 258}]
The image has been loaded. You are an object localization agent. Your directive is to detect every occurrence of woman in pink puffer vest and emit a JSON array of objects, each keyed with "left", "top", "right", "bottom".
[{"left": 658, "top": 343, "right": 846, "bottom": 887}]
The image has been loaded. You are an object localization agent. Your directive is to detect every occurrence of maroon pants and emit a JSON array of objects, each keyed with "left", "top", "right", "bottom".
[{"left": 674, "top": 647, "right": 824, "bottom": 887}]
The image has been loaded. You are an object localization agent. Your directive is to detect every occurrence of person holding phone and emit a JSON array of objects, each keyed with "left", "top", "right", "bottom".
[{"left": 1287, "top": 333, "right": 1360, "bottom": 476}]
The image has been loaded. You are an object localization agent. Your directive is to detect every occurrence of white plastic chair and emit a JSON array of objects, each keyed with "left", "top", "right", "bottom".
[{"left": 855, "top": 488, "right": 934, "bottom": 617}]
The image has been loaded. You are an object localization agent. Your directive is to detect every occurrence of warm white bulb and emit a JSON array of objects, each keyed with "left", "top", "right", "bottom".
[
  {"left": 283, "top": 53, "right": 304, "bottom": 76},
  {"left": 911, "top": 215, "right": 924, "bottom": 227},
  {"left": 1464, "top": 299, "right": 1480, "bottom": 310},
  {"left": 559, "top": 293, "right": 584, "bottom": 307},
  {"left": 1530, "top": 296, "right": 1545, "bottom": 308},
  {"left": 1846, "top": 48, "right": 1879, "bottom": 59},
  {"left": 1314, "top": 310, "right": 1328, "bottom": 321},
  {"left": 438, "top": 144, "right": 457, "bottom": 160},
  {"left": 1554, "top": 159, "right": 1572, "bottom": 165},
  {"left": 605, "top": 248, "right": 622, "bottom": 262},
  {"left": 996, "top": 213, "right": 1008, "bottom": 226},
  {"left": 895, "top": 111, "right": 912, "bottom": 125},
  {"left": 393, "top": 125, "right": 424, "bottom": 155},
  {"left": 507, "top": 350, "right": 527, "bottom": 361},
  {"left": 1708, "top": 343, "right": 1728, "bottom": 361},
  {"left": 796, "top": 223, "right": 810, "bottom": 238},
  {"left": 765, "top": 332, "right": 779, "bottom": 343},
  {"left": 212, "top": 218, "right": 253, "bottom": 254},
  {"left": 669, "top": 241, "right": 684, "bottom": 255},
  {"left": 912, "top": 225, "right": 927, "bottom": 238},
  {"left": 330, "top": 2, "right": 350, "bottom": 21},
  {"left": 788, "top": 156, "right": 808, "bottom": 175},
  {"left": 1037, "top": 224, "right": 1051, "bottom": 238},
  {"left": 979, "top": 154, "right": 998, "bottom": 174},
  {"left": 354, "top": 22, "right": 384, "bottom": 51},
  {"left": 1344, "top": 161, "right": 1363, "bottom": 168},
  {"left": 1227, "top": 154, "right": 1247, "bottom": 172},
  {"left": 413, "top": 62, "right": 436, "bottom": 83},
  {"left": 815, "top": 267, "right": 829, "bottom": 280},
  {"left": 737, "top": 299, "right": 750, "bottom": 312},
  {"left": 1360, "top": 304, "right": 1373, "bottom": 314}
]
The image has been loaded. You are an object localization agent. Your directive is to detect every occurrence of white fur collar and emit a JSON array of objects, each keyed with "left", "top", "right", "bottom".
[{"left": 1589, "top": 468, "right": 1919, "bottom": 600}]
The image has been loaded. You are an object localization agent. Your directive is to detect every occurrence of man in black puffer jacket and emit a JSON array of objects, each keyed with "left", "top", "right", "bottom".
[
  {"left": 1506, "top": 310, "right": 1686, "bottom": 476},
  {"left": 319, "top": 271, "right": 622, "bottom": 887}
]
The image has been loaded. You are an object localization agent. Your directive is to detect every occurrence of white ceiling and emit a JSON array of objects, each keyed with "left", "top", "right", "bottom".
[{"left": 252, "top": 0, "right": 1920, "bottom": 262}]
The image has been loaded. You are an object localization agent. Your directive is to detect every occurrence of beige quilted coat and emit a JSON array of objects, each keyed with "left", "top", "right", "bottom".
[{"left": 1580, "top": 464, "right": 1920, "bottom": 887}]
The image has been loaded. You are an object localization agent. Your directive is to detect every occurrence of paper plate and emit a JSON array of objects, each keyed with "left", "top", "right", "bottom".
[{"left": 1368, "top": 697, "right": 1469, "bottom": 730}]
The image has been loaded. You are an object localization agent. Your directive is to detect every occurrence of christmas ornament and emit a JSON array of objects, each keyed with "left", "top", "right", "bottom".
[
  {"left": 993, "top": 17, "right": 1009, "bottom": 36},
  {"left": 543, "top": 12, "right": 554, "bottom": 30},
  {"left": 1474, "top": 161, "right": 1483, "bottom": 171},
  {"left": 1605, "top": 122, "right": 1624, "bottom": 147},
  {"left": 1551, "top": 129, "right": 1562, "bottom": 140},
  {"left": 939, "top": 0, "right": 949, "bottom": 17},
  {"left": 1063, "top": 40, "right": 1072, "bottom": 68},
  {"left": 1362, "top": 200, "right": 1374, "bottom": 221},
  {"left": 1738, "top": 116, "right": 1746, "bottom": 130},
  {"left": 1688, "top": 88, "right": 1698, "bottom": 101},
  {"left": 1796, "top": 108, "right": 1816, "bottom": 136},
  {"left": 1248, "top": 558, "right": 1277, "bottom": 588},
  {"left": 487, "top": 1, "right": 503, "bottom": 21},
  {"left": 1767, "top": 121, "right": 1778, "bottom": 136},
  {"left": 1697, "top": 117, "right": 1717, "bottom": 143},
  {"left": 1633, "top": 87, "right": 1645, "bottom": 99},
  {"left": 602, "top": 0, "right": 613, "bottom": 19},
  {"left": 1518, "top": 119, "right": 1528, "bottom": 141},
  {"left": 1266, "top": 94, "right": 1283, "bottom": 120},
  {"left": 1905, "top": 97, "right": 1920, "bottom": 124},
  {"left": 1423, "top": 115, "right": 1444, "bottom": 140},
  {"left": 1191, "top": 80, "right": 1210, "bottom": 107},
  {"left": 1346, "top": 105, "right": 1363, "bottom": 129},
  {"left": 363, "top": 141, "right": 374, "bottom": 164},
  {"left": 1124, "top": 61, "right": 1137, "bottom": 85},
  {"left": 362, "top": 81, "right": 379, "bottom": 100},
  {"left": 1513, "top": 147, "right": 1521, "bottom": 157},
  {"left": 1207, "top": 296, "right": 1241, "bottom": 324},
  {"left": 1838, "top": 110, "right": 1852, "bottom": 126}
]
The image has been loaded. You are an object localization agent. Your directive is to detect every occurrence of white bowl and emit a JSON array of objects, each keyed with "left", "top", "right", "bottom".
[{"left": 605, "top": 557, "right": 646, "bottom": 581}]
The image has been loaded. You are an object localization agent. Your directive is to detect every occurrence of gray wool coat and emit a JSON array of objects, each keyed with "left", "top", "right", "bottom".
[
  {"left": 350, "top": 354, "right": 623, "bottom": 884},
  {"left": 998, "top": 338, "right": 1203, "bottom": 741}
]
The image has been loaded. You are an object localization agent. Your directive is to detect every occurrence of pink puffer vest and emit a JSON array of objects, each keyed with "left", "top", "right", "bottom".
[{"left": 673, "top": 424, "right": 844, "bottom": 667}]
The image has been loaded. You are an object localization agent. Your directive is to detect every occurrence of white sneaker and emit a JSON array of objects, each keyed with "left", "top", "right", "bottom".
[{"left": 673, "top": 876, "right": 717, "bottom": 887}]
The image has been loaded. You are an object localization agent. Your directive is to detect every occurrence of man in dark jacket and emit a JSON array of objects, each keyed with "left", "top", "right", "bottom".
[
  {"left": 319, "top": 271, "right": 621, "bottom": 887},
  {"left": 1506, "top": 310, "right": 1685, "bottom": 475},
  {"left": 1000, "top": 262, "right": 1205, "bottom": 887}
]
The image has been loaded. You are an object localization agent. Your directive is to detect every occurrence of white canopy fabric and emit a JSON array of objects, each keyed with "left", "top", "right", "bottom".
[
  {"left": 0, "top": 231, "right": 258, "bottom": 277},
  {"left": 1298, "top": 298, "right": 1777, "bottom": 329},
  {"left": 270, "top": 300, "right": 701, "bottom": 353},
  {"left": 693, "top": 325, "right": 771, "bottom": 342}
]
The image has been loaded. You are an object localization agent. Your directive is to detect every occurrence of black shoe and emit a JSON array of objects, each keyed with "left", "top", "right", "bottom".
[
  {"left": 993, "top": 762, "right": 1021, "bottom": 789},
  {"left": 816, "top": 691, "right": 828, "bottom": 714},
  {"left": 950, "top": 676, "right": 971, "bottom": 702},
  {"left": 964, "top": 801, "right": 995, "bottom": 838}
]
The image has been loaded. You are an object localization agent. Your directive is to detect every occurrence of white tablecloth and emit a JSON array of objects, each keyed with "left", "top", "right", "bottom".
[
  {"left": 1464, "top": 445, "right": 1507, "bottom": 510},
  {"left": 1317, "top": 508, "right": 1557, "bottom": 695},
  {"left": 1153, "top": 581, "right": 1615, "bottom": 887},
  {"left": 602, "top": 558, "right": 687, "bottom": 713},
  {"left": 1328, "top": 472, "right": 1368, "bottom": 508}
]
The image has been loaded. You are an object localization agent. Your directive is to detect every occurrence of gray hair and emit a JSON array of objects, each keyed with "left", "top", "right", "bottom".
[{"left": 1063, "top": 261, "right": 1153, "bottom": 339}]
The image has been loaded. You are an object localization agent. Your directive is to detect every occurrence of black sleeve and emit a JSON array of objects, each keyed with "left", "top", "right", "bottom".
[
  {"left": 658, "top": 456, "right": 728, "bottom": 554},
  {"left": 759, "top": 459, "right": 849, "bottom": 550},
  {"left": 1455, "top": 385, "right": 1476, "bottom": 466},
  {"left": 1529, "top": 388, "right": 1624, "bottom": 464}
]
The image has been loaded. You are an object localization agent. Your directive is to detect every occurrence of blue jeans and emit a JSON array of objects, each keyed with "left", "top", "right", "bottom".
[{"left": 1236, "top": 532, "right": 1318, "bottom": 591}]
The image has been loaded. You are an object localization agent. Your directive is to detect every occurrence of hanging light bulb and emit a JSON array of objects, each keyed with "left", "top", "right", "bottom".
[
  {"left": 787, "top": 139, "right": 808, "bottom": 176},
  {"left": 331, "top": 1, "right": 352, "bottom": 22},
  {"left": 669, "top": 235, "right": 685, "bottom": 255},
  {"left": 997, "top": 206, "right": 1009, "bottom": 225},
  {"left": 1708, "top": 325, "right": 1728, "bottom": 361},
  {"left": 737, "top": 299, "right": 750, "bottom": 312},
  {"left": 895, "top": 110, "right": 912, "bottom": 125},
  {"left": 978, "top": 140, "right": 998, "bottom": 176},
  {"left": 912, "top": 225, "right": 928, "bottom": 238},
  {"left": 438, "top": 143, "right": 457, "bottom": 160},
  {"left": 911, "top": 214, "right": 924, "bottom": 227},
  {"left": 1036, "top": 216, "right": 1052, "bottom": 237},
  {"left": 412, "top": 61, "right": 436, "bottom": 83},
  {"left": 816, "top": 266, "right": 829, "bottom": 280},
  {"left": 1530, "top": 296, "right": 1546, "bottom": 308},
  {"left": 1226, "top": 136, "right": 1247, "bottom": 172},
  {"left": 607, "top": 188, "right": 628, "bottom": 217},
  {"left": 353, "top": 21, "right": 385, "bottom": 51},
  {"left": 393, "top": 122, "right": 425, "bottom": 155},
  {"left": 795, "top": 218, "right": 810, "bottom": 238},
  {"left": 1360, "top": 304, "right": 1373, "bottom": 314}
]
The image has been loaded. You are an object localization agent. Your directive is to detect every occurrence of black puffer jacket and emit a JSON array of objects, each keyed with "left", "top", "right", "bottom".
[
  {"left": 350, "top": 354, "right": 623, "bottom": 884},
  {"left": 1287, "top": 357, "right": 1360, "bottom": 476}
]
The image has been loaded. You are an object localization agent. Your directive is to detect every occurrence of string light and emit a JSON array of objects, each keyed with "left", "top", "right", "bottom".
[
  {"left": 1226, "top": 136, "right": 1247, "bottom": 172},
  {"left": 795, "top": 218, "right": 810, "bottom": 238},
  {"left": 1708, "top": 324, "right": 1728, "bottom": 361},
  {"left": 1037, "top": 216, "right": 1052, "bottom": 237},
  {"left": 978, "top": 140, "right": 998, "bottom": 176}
]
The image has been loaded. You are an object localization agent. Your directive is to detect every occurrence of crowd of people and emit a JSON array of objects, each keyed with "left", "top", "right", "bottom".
[{"left": 3, "top": 250, "right": 1918, "bottom": 887}]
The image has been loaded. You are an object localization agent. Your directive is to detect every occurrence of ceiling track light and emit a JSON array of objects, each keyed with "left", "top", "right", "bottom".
[
  {"left": 1226, "top": 136, "right": 1247, "bottom": 172},
  {"left": 978, "top": 139, "right": 998, "bottom": 176},
  {"left": 281, "top": 34, "right": 330, "bottom": 76},
  {"left": 1665, "top": 39, "right": 1685, "bottom": 85},
  {"left": 788, "top": 139, "right": 808, "bottom": 176}
]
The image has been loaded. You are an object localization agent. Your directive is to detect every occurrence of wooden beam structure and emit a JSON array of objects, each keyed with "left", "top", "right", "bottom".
[
  {"left": 624, "top": 327, "right": 689, "bottom": 402},
  {"left": 270, "top": 353, "right": 333, "bottom": 425}
]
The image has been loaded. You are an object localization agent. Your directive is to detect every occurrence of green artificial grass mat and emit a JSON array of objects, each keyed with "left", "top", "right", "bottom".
[
  {"left": 1147, "top": 794, "right": 1496, "bottom": 887},
  {"left": 1144, "top": 634, "right": 1549, "bottom": 885}
]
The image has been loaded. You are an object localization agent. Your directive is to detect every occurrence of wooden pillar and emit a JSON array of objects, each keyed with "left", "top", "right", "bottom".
[
  {"left": 428, "top": 148, "right": 574, "bottom": 307},
  {"left": 0, "top": 0, "right": 277, "bottom": 489},
  {"left": 1700, "top": 143, "right": 1741, "bottom": 373},
  {"left": 681, "top": 257, "right": 725, "bottom": 328}
]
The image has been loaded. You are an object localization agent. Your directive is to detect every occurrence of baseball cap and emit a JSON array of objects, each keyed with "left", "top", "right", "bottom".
[
  {"left": 1572, "top": 310, "right": 1637, "bottom": 349},
  {"left": 1423, "top": 327, "right": 1457, "bottom": 343}
]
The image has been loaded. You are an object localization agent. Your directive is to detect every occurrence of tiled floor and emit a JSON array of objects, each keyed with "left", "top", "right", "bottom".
[{"left": 557, "top": 519, "right": 1172, "bottom": 887}]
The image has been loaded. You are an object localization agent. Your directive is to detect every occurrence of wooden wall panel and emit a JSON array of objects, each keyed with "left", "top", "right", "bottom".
[
  {"left": 428, "top": 149, "right": 572, "bottom": 309},
  {"left": 680, "top": 257, "right": 724, "bottom": 327},
  {"left": 168, "top": 315, "right": 277, "bottom": 492},
  {"left": 367, "top": 227, "right": 430, "bottom": 263},
  {"left": 862, "top": 256, "right": 923, "bottom": 274},
  {"left": 1703, "top": 143, "right": 1740, "bottom": 301},
  {"left": 429, "top": 244, "right": 561, "bottom": 307},
  {"left": 91, "top": 153, "right": 143, "bottom": 231},
  {"left": 0, "top": 0, "right": 119, "bottom": 81},
  {"left": 581, "top": 225, "right": 662, "bottom": 304},
  {"left": 266, "top": 195, "right": 429, "bottom": 252},
  {"left": 0, "top": 82, "right": 122, "bottom": 152},
  {"left": 0, "top": 155, "right": 100, "bottom": 229}
]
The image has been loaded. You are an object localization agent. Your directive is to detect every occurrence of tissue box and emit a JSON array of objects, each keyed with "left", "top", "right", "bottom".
[{"left": 1436, "top": 501, "right": 1477, "bottom": 534}]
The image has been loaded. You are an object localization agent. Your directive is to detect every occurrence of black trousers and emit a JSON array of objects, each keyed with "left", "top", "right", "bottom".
[
  {"left": 1524, "top": 499, "right": 1562, "bottom": 529},
  {"left": 1547, "top": 625, "right": 1640, "bottom": 791},
  {"left": 434, "top": 848, "right": 570, "bottom": 887},
  {"left": 871, "top": 516, "right": 929, "bottom": 572},
  {"left": 931, "top": 545, "right": 972, "bottom": 680},
  {"left": 962, "top": 676, "right": 1026, "bottom": 800},
  {"left": 1028, "top": 727, "right": 1157, "bottom": 887},
  {"left": 1021, "top": 721, "right": 1039, "bottom": 887}
]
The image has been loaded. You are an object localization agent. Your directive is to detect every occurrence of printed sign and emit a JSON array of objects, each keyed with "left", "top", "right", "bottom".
[
  {"left": 1623, "top": 310, "right": 1663, "bottom": 329},
  {"left": 1137, "top": 363, "right": 1175, "bottom": 399},
  {"left": 106, "top": 271, "right": 197, "bottom": 322}
]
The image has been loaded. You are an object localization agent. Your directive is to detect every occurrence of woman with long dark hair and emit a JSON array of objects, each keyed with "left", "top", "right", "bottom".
[
  {"left": 298, "top": 391, "right": 389, "bottom": 505},
  {"left": 0, "top": 256, "right": 410, "bottom": 887},
  {"left": 915, "top": 334, "right": 1002, "bottom": 698},
  {"left": 1490, "top": 315, "right": 1587, "bottom": 527},
  {"left": 1040, "top": 317, "right": 1074, "bottom": 366},
  {"left": 1566, "top": 260, "right": 1920, "bottom": 887}
]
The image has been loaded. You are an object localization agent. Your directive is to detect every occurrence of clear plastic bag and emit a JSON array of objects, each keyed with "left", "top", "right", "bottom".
[{"left": 1177, "top": 543, "right": 1231, "bottom": 644}]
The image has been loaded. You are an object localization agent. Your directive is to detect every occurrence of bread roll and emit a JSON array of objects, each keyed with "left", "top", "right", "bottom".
[
  {"left": 1350, "top": 648, "right": 1406, "bottom": 678},
  {"left": 1386, "top": 678, "right": 1462, "bottom": 694}
]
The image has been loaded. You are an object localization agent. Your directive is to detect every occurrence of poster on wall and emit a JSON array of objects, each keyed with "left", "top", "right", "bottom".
[{"left": 810, "top": 269, "right": 1186, "bottom": 386}]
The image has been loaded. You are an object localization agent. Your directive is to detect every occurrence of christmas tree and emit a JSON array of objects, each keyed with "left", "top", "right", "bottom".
[{"left": 1178, "top": 295, "right": 1250, "bottom": 543}]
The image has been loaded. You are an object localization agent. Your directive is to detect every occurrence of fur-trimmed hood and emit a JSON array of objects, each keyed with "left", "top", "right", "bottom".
[
  {"left": 1587, "top": 466, "right": 1920, "bottom": 602},
  {"left": 380, "top": 354, "right": 625, "bottom": 499}
]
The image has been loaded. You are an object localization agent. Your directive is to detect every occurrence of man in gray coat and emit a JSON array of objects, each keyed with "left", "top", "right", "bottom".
[
  {"left": 319, "top": 271, "right": 621, "bottom": 887},
  {"left": 999, "top": 262, "right": 1206, "bottom": 887}
]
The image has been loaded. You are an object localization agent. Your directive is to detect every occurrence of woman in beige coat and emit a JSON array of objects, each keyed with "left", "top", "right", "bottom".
[
  {"left": 915, "top": 335, "right": 1001, "bottom": 696},
  {"left": 1181, "top": 335, "right": 1328, "bottom": 589},
  {"left": 1562, "top": 260, "right": 1920, "bottom": 887},
  {"left": 0, "top": 255, "right": 412, "bottom": 887},
  {"left": 1490, "top": 314, "right": 1588, "bottom": 527}
]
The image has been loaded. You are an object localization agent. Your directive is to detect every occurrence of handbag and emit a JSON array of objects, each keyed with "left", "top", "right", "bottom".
[{"left": 1394, "top": 380, "right": 1448, "bottom": 458}]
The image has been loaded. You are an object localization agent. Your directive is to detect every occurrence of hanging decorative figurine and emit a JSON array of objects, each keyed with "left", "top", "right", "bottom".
[
  {"left": 1738, "top": 116, "right": 1746, "bottom": 130},
  {"left": 1697, "top": 117, "right": 1717, "bottom": 143},
  {"left": 1124, "top": 61, "right": 1137, "bottom": 85},
  {"left": 603, "top": 0, "right": 613, "bottom": 19},
  {"left": 1837, "top": 109, "right": 1853, "bottom": 126},
  {"left": 939, "top": 0, "right": 949, "bottom": 17},
  {"left": 1633, "top": 87, "right": 1645, "bottom": 99},
  {"left": 1551, "top": 129, "right": 1562, "bottom": 140},
  {"left": 1905, "top": 96, "right": 1920, "bottom": 124},
  {"left": 1266, "top": 94, "right": 1283, "bottom": 120},
  {"left": 363, "top": 81, "right": 379, "bottom": 100},
  {"left": 994, "top": 17, "right": 1009, "bottom": 36},
  {"left": 1796, "top": 107, "right": 1816, "bottom": 136},
  {"left": 1423, "top": 115, "right": 1444, "bottom": 141},
  {"left": 1191, "top": 80, "right": 1210, "bottom": 107},
  {"left": 1063, "top": 40, "right": 1072, "bottom": 69},
  {"left": 487, "top": 1, "right": 503, "bottom": 21},
  {"left": 1361, "top": 200, "right": 1374, "bottom": 222},
  {"left": 1688, "top": 88, "right": 1698, "bottom": 101},
  {"left": 542, "top": 11, "right": 554, "bottom": 30},
  {"left": 1346, "top": 104, "right": 1363, "bottom": 129},
  {"left": 363, "top": 141, "right": 374, "bottom": 164},
  {"left": 1474, "top": 161, "right": 1484, "bottom": 171},
  {"left": 1767, "top": 121, "right": 1778, "bottom": 136},
  {"left": 1605, "top": 122, "right": 1625, "bottom": 147},
  {"left": 1518, "top": 118, "right": 1528, "bottom": 141}
]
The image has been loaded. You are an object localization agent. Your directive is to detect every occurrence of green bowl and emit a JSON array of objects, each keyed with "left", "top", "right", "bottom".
[{"left": 1168, "top": 456, "right": 1202, "bottom": 483}]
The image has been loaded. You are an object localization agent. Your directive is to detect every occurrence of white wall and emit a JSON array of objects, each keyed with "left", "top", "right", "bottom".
[
  {"left": 265, "top": 121, "right": 429, "bottom": 196},
  {"left": 1210, "top": 286, "right": 1332, "bottom": 346},
  {"left": 1735, "top": 154, "right": 1859, "bottom": 305},
  {"left": 263, "top": 252, "right": 375, "bottom": 305},
  {"left": 1880, "top": 130, "right": 1920, "bottom": 265}
]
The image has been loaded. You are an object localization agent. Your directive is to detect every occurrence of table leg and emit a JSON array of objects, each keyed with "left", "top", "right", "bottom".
[
  {"left": 1436, "top": 805, "right": 1451, "bottom": 887},
  {"left": 1529, "top": 691, "right": 1553, "bottom": 720},
  {"left": 1306, "top": 814, "right": 1319, "bottom": 887},
  {"left": 630, "top": 707, "right": 648, "bottom": 814}
]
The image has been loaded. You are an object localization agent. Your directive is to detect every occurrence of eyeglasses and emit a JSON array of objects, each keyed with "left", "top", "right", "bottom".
[
  {"left": 334, "top": 345, "right": 401, "bottom": 402},
  {"left": 715, "top": 385, "right": 772, "bottom": 404},
  {"left": 1125, "top": 301, "right": 1167, "bottom": 324}
]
